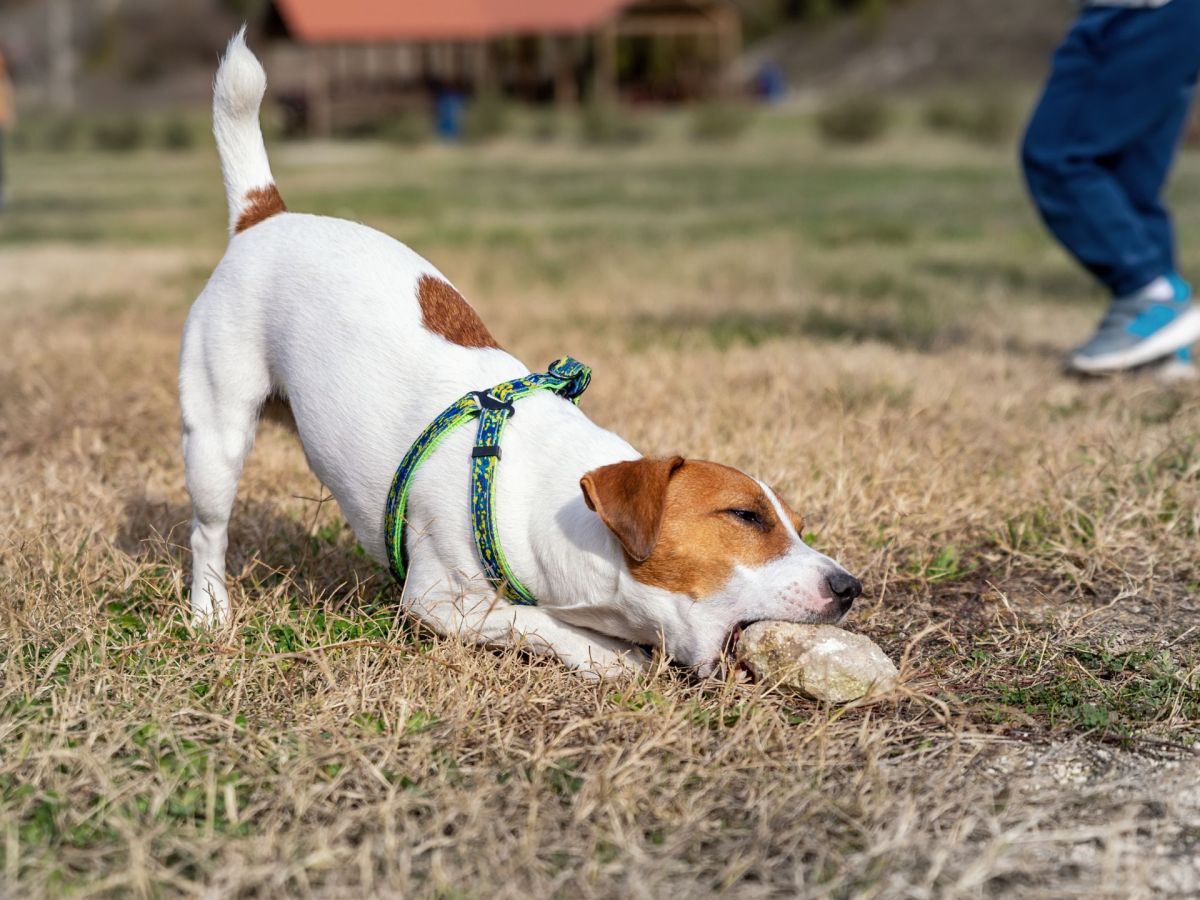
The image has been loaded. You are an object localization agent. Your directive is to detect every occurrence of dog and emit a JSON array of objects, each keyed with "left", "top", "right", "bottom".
[{"left": 180, "top": 31, "right": 862, "bottom": 678}]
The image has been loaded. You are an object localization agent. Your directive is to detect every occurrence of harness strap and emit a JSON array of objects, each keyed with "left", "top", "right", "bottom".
[{"left": 385, "top": 357, "right": 591, "bottom": 606}]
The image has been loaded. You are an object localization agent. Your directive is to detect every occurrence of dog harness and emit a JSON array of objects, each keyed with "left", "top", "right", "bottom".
[{"left": 385, "top": 357, "right": 592, "bottom": 606}]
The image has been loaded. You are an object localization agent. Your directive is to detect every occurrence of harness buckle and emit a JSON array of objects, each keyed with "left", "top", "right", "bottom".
[
  {"left": 472, "top": 445, "right": 501, "bottom": 460},
  {"left": 470, "top": 390, "right": 516, "bottom": 418},
  {"left": 546, "top": 357, "right": 591, "bottom": 401}
]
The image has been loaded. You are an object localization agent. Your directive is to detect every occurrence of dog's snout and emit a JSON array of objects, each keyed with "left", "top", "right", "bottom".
[{"left": 826, "top": 571, "right": 862, "bottom": 611}]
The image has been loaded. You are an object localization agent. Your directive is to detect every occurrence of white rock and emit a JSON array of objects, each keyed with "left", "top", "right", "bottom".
[{"left": 736, "top": 622, "right": 899, "bottom": 704}]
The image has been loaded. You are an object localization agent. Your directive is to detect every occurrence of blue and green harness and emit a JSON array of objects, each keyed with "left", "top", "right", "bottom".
[{"left": 384, "top": 357, "right": 592, "bottom": 606}]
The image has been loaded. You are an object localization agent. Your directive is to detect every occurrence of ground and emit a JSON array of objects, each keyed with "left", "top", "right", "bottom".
[{"left": 1, "top": 112, "right": 1198, "bottom": 898}]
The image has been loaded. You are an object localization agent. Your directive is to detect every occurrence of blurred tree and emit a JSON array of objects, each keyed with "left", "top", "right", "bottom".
[
  {"left": 220, "top": 0, "right": 268, "bottom": 18},
  {"left": 806, "top": 0, "right": 836, "bottom": 23},
  {"left": 739, "top": 0, "right": 906, "bottom": 35},
  {"left": 88, "top": 0, "right": 123, "bottom": 74},
  {"left": 860, "top": 0, "right": 890, "bottom": 32},
  {"left": 48, "top": 0, "right": 77, "bottom": 109}
]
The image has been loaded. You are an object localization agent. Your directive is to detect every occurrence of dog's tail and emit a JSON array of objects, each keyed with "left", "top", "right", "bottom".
[{"left": 213, "top": 27, "right": 286, "bottom": 237}]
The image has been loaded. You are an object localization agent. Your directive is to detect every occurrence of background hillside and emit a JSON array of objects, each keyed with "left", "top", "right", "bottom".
[
  {"left": 742, "top": 0, "right": 1072, "bottom": 93},
  {"left": 0, "top": 0, "right": 1074, "bottom": 110}
]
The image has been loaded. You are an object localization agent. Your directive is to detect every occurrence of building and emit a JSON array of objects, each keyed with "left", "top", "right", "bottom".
[{"left": 259, "top": 0, "right": 741, "bottom": 135}]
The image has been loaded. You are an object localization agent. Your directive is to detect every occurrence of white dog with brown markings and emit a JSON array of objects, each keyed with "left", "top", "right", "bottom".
[{"left": 180, "top": 31, "right": 862, "bottom": 678}]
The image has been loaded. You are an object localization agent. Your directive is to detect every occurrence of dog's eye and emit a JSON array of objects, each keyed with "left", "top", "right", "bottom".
[{"left": 725, "top": 508, "right": 765, "bottom": 527}]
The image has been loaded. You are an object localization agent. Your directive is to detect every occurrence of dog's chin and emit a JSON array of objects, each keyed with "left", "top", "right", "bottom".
[{"left": 810, "top": 607, "right": 852, "bottom": 626}]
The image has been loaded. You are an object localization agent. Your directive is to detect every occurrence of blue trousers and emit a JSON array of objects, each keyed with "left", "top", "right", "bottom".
[{"left": 1022, "top": 0, "right": 1200, "bottom": 297}]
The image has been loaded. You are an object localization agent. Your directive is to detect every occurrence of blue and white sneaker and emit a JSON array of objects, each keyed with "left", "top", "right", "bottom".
[{"left": 1070, "top": 275, "right": 1200, "bottom": 374}]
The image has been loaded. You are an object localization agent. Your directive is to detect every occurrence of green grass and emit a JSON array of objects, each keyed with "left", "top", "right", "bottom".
[{"left": 977, "top": 645, "right": 1200, "bottom": 742}]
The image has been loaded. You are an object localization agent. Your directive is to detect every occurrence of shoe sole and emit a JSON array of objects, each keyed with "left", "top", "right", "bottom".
[
  {"left": 1157, "top": 360, "right": 1199, "bottom": 383},
  {"left": 1070, "top": 307, "right": 1200, "bottom": 374}
]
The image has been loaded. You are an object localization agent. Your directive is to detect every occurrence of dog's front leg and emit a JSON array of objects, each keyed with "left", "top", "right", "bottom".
[
  {"left": 506, "top": 610, "right": 652, "bottom": 679},
  {"left": 402, "top": 566, "right": 648, "bottom": 679}
]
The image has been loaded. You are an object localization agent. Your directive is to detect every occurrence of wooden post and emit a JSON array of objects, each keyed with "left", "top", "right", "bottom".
[
  {"left": 47, "top": 0, "right": 77, "bottom": 110},
  {"left": 551, "top": 35, "right": 578, "bottom": 107},
  {"left": 593, "top": 22, "right": 617, "bottom": 100},
  {"left": 713, "top": 5, "right": 741, "bottom": 97},
  {"left": 473, "top": 41, "right": 493, "bottom": 93},
  {"left": 307, "top": 45, "right": 333, "bottom": 137},
  {"left": 365, "top": 42, "right": 380, "bottom": 81}
]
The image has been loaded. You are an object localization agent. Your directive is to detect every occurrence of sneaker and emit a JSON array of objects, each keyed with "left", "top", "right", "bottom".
[
  {"left": 1156, "top": 345, "right": 1199, "bottom": 383},
  {"left": 1070, "top": 275, "right": 1200, "bottom": 374}
]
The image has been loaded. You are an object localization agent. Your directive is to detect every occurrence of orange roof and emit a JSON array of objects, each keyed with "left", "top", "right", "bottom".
[{"left": 272, "top": 0, "right": 637, "bottom": 42}]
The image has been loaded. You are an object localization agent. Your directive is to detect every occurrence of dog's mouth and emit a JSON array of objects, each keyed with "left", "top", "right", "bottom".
[{"left": 723, "top": 619, "right": 763, "bottom": 664}]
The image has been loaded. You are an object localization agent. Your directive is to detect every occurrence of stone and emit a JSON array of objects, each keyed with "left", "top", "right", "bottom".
[{"left": 736, "top": 622, "right": 899, "bottom": 704}]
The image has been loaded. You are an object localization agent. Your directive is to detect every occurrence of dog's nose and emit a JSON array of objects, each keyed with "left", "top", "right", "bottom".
[{"left": 826, "top": 571, "right": 862, "bottom": 611}]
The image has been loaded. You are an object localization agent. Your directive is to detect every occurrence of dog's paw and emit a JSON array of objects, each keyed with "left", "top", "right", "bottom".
[
  {"left": 188, "top": 596, "right": 231, "bottom": 629},
  {"left": 574, "top": 645, "right": 651, "bottom": 681},
  {"left": 188, "top": 580, "right": 231, "bottom": 629}
]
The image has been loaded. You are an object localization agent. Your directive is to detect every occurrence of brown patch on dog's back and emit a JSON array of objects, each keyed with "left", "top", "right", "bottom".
[
  {"left": 236, "top": 184, "right": 287, "bottom": 234},
  {"left": 417, "top": 275, "right": 500, "bottom": 349}
]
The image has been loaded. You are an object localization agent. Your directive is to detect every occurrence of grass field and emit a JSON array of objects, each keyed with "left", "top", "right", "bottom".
[{"left": 2, "top": 112, "right": 1199, "bottom": 898}]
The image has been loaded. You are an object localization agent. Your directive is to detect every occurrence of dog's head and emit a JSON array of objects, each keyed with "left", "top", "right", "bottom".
[{"left": 581, "top": 456, "right": 861, "bottom": 674}]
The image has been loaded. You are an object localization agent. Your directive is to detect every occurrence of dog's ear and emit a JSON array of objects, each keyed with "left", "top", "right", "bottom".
[{"left": 580, "top": 456, "right": 685, "bottom": 563}]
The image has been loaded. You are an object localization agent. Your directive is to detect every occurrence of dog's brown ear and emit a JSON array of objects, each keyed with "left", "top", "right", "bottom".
[{"left": 580, "top": 456, "right": 685, "bottom": 563}]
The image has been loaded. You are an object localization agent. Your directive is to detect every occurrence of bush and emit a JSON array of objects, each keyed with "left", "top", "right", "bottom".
[
  {"left": 92, "top": 117, "right": 147, "bottom": 153},
  {"left": 969, "top": 97, "right": 1018, "bottom": 146},
  {"left": 527, "top": 109, "right": 564, "bottom": 144},
  {"left": 923, "top": 96, "right": 962, "bottom": 133},
  {"left": 806, "top": 0, "right": 835, "bottom": 23},
  {"left": 330, "top": 111, "right": 432, "bottom": 145},
  {"left": 816, "top": 95, "right": 890, "bottom": 145},
  {"left": 689, "top": 101, "right": 756, "bottom": 144},
  {"left": 859, "top": 0, "right": 890, "bottom": 31},
  {"left": 924, "top": 94, "right": 1019, "bottom": 146},
  {"left": 461, "top": 90, "right": 509, "bottom": 144},
  {"left": 160, "top": 116, "right": 196, "bottom": 151},
  {"left": 334, "top": 119, "right": 386, "bottom": 141},
  {"left": 579, "top": 99, "right": 651, "bottom": 147},
  {"left": 381, "top": 111, "right": 432, "bottom": 147},
  {"left": 30, "top": 117, "right": 85, "bottom": 153}
]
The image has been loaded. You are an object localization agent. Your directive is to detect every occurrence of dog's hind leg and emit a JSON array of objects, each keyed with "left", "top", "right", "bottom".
[{"left": 179, "top": 320, "right": 270, "bottom": 626}]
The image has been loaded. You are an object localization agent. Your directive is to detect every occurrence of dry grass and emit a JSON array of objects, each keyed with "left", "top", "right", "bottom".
[{"left": 2, "top": 117, "right": 1199, "bottom": 898}]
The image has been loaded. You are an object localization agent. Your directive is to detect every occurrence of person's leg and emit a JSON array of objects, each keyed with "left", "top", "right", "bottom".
[
  {"left": 1111, "top": 78, "right": 1197, "bottom": 282},
  {"left": 1022, "top": 1, "right": 1200, "bottom": 298},
  {"left": 1022, "top": 0, "right": 1200, "bottom": 371},
  {"left": 1114, "top": 83, "right": 1200, "bottom": 376}
]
